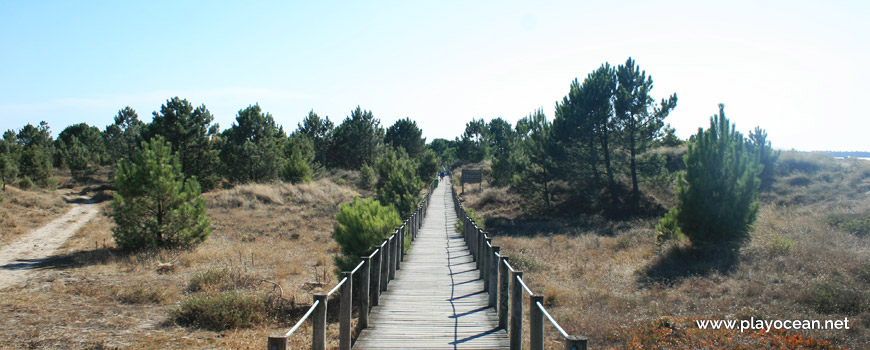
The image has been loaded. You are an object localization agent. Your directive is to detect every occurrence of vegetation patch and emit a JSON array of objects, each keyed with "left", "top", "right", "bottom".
[
  {"left": 827, "top": 213, "right": 870, "bottom": 236},
  {"left": 173, "top": 291, "right": 267, "bottom": 331},
  {"left": 800, "top": 281, "right": 869, "bottom": 315},
  {"left": 187, "top": 267, "right": 258, "bottom": 293},
  {"left": 115, "top": 283, "right": 167, "bottom": 304}
]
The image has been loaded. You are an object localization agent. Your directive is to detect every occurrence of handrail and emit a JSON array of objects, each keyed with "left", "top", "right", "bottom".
[
  {"left": 537, "top": 301, "right": 569, "bottom": 338},
  {"left": 517, "top": 276, "right": 534, "bottom": 296},
  {"left": 284, "top": 300, "right": 320, "bottom": 337},
  {"left": 327, "top": 277, "right": 347, "bottom": 297},
  {"left": 450, "top": 181, "right": 588, "bottom": 350},
  {"left": 268, "top": 176, "right": 439, "bottom": 350}
]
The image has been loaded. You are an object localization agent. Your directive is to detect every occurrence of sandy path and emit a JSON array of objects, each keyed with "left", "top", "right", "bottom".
[{"left": 0, "top": 197, "right": 100, "bottom": 290}]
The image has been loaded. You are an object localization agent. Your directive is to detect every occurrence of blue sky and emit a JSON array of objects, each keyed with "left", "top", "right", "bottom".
[{"left": 1, "top": 1, "right": 868, "bottom": 151}]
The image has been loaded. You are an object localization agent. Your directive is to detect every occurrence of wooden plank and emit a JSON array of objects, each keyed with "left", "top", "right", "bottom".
[{"left": 354, "top": 182, "right": 509, "bottom": 349}]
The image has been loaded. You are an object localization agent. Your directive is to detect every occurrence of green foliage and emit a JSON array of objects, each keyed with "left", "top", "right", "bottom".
[
  {"left": 116, "top": 283, "right": 166, "bottom": 304},
  {"left": 145, "top": 97, "right": 221, "bottom": 190},
  {"left": 465, "top": 208, "right": 485, "bottom": 231},
  {"left": 800, "top": 281, "right": 868, "bottom": 315},
  {"left": 56, "top": 122, "right": 106, "bottom": 168},
  {"left": 416, "top": 148, "right": 440, "bottom": 182},
  {"left": 281, "top": 134, "right": 313, "bottom": 184},
  {"left": 655, "top": 208, "right": 684, "bottom": 245},
  {"left": 827, "top": 213, "right": 870, "bottom": 236},
  {"left": 219, "top": 104, "right": 285, "bottom": 183},
  {"left": 487, "top": 118, "right": 520, "bottom": 187},
  {"left": 429, "top": 138, "right": 456, "bottom": 166},
  {"left": 16, "top": 122, "right": 53, "bottom": 187},
  {"left": 746, "top": 126, "right": 780, "bottom": 190},
  {"left": 375, "top": 148, "right": 423, "bottom": 218},
  {"left": 385, "top": 117, "right": 425, "bottom": 158},
  {"left": 330, "top": 106, "right": 384, "bottom": 169},
  {"left": 112, "top": 137, "right": 211, "bottom": 250},
  {"left": 513, "top": 109, "right": 556, "bottom": 213},
  {"left": 357, "top": 163, "right": 376, "bottom": 190},
  {"left": 18, "top": 175, "right": 33, "bottom": 190},
  {"left": 332, "top": 197, "right": 401, "bottom": 272},
  {"left": 62, "top": 136, "right": 96, "bottom": 182},
  {"left": 614, "top": 57, "right": 677, "bottom": 206},
  {"left": 455, "top": 118, "right": 488, "bottom": 163},
  {"left": 174, "top": 291, "right": 267, "bottom": 330},
  {"left": 103, "top": 106, "right": 144, "bottom": 164},
  {"left": 0, "top": 137, "right": 19, "bottom": 190},
  {"left": 296, "top": 110, "right": 334, "bottom": 168},
  {"left": 674, "top": 104, "right": 761, "bottom": 247}
]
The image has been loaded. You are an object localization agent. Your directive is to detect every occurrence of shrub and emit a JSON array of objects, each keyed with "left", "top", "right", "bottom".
[
  {"left": 18, "top": 176, "right": 33, "bottom": 190},
  {"left": 673, "top": 105, "right": 761, "bottom": 247},
  {"left": 281, "top": 152, "right": 312, "bottom": 184},
  {"left": 827, "top": 213, "right": 870, "bottom": 236},
  {"left": 357, "top": 163, "right": 375, "bottom": 190},
  {"left": 375, "top": 149, "right": 423, "bottom": 218},
  {"left": 801, "top": 281, "right": 868, "bottom": 315},
  {"left": 174, "top": 291, "right": 267, "bottom": 330},
  {"left": 332, "top": 197, "right": 401, "bottom": 273},
  {"left": 188, "top": 267, "right": 257, "bottom": 293},
  {"left": 115, "top": 283, "right": 166, "bottom": 304},
  {"left": 655, "top": 208, "right": 683, "bottom": 245},
  {"left": 465, "top": 208, "right": 485, "bottom": 231},
  {"left": 111, "top": 137, "right": 211, "bottom": 250}
]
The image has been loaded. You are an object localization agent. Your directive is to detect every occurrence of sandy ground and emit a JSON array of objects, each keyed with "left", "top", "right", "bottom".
[{"left": 0, "top": 196, "right": 99, "bottom": 290}]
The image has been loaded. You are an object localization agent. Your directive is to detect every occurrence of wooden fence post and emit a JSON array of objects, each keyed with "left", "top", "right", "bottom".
[
  {"left": 489, "top": 246, "right": 500, "bottom": 307},
  {"left": 381, "top": 239, "right": 390, "bottom": 291},
  {"left": 389, "top": 234, "right": 397, "bottom": 280},
  {"left": 339, "top": 272, "right": 352, "bottom": 350},
  {"left": 477, "top": 232, "right": 486, "bottom": 275},
  {"left": 481, "top": 236, "right": 490, "bottom": 284},
  {"left": 313, "top": 293, "right": 327, "bottom": 350},
  {"left": 510, "top": 270, "right": 524, "bottom": 350},
  {"left": 530, "top": 294, "right": 544, "bottom": 350},
  {"left": 564, "top": 335, "right": 588, "bottom": 350},
  {"left": 360, "top": 256, "right": 371, "bottom": 329},
  {"left": 372, "top": 247, "right": 381, "bottom": 306},
  {"left": 398, "top": 226, "right": 404, "bottom": 268},
  {"left": 498, "top": 255, "right": 510, "bottom": 329},
  {"left": 267, "top": 335, "right": 287, "bottom": 350}
]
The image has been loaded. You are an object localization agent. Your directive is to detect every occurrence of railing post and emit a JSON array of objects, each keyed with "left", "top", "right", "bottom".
[
  {"left": 530, "top": 294, "right": 544, "bottom": 350},
  {"left": 564, "top": 335, "right": 588, "bottom": 350},
  {"left": 477, "top": 230, "right": 485, "bottom": 271},
  {"left": 267, "top": 335, "right": 287, "bottom": 350},
  {"left": 389, "top": 234, "right": 397, "bottom": 280},
  {"left": 339, "top": 272, "right": 352, "bottom": 350},
  {"left": 372, "top": 247, "right": 382, "bottom": 305},
  {"left": 510, "top": 270, "right": 524, "bottom": 350},
  {"left": 489, "top": 246, "right": 500, "bottom": 307},
  {"left": 312, "top": 293, "right": 327, "bottom": 350},
  {"left": 360, "top": 256, "right": 371, "bottom": 328},
  {"left": 398, "top": 226, "right": 404, "bottom": 267},
  {"left": 381, "top": 239, "right": 390, "bottom": 291},
  {"left": 481, "top": 236, "right": 490, "bottom": 283},
  {"left": 498, "top": 255, "right": 510, "bottom": 329}
]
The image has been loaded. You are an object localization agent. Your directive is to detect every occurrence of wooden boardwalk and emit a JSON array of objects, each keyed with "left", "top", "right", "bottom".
[{"left": 353, "top": 180, "right": 509, "bottom": 349}]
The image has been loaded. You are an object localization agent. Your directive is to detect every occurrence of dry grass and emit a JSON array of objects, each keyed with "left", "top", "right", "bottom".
[
  {"left": 0, "top": 176, "right": 361, "bottom": 349},
  {"left": 458, "top": 151, "right": 870, "bottom": 349},
  {"left": 0, "top": 185, "right": 69, "bottom": 248}
]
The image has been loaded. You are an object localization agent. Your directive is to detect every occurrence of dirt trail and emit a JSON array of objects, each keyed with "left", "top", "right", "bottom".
[{"left": 0, "top": 196, "right": 100, "bottom": 289}]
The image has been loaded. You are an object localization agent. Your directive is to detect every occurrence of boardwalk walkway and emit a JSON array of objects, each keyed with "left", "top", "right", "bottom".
[{"left": 353, "top": 180, "right": 509, "bottom": 349}]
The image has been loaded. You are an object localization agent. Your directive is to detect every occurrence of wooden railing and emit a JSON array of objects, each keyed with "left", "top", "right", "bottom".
[
  {"left": 267, "top": 179, "right": 437, "bottom": 350},
  {"left": 451, "top": 185, "right": 589, "bottom": 350}
]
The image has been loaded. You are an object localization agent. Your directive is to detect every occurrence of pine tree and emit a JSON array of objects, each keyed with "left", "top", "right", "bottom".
[
  {"left": 330, "top": 107, "right": 384, "bottom": 169},
  {"left": 0, "top": 136, "right": 19, "bottom": 190},
  {"left": 297, "top": 110, "right": 334, "bottom": 168},
  {"left": 281, "top": 133, "right": 314, "bottom": 184},
  {"left": 747, "top": 126, "right": 780, "bottom": 190},
  {"left": 615, "top": 58, "right": 677, "bottom": 208},
  {"left": 219, "top": 104, "right": 285, "bottom": 184},
  {"left": 375, "top": 148, "right": 423, "bottom": 218},
  {"left": 145, "top": 97, "right": 221, "bottom": 190},
  {"left": 112, "top": 137, "right": 211, "bottom": 250},
  {"left": 513, "top": 109, "right": 557, "bottom": 213},
  {"left": 385, "top": 117, "right": 425, "bottom": 159},
  {"left": 16, "top": 122, "right": 53, "bottom": 187},
  {"left": 104, "top": 106, "right": 144, "bottom": 164},
  {"left": 674, "top": 104, "right": 761, "bottom": 247},
  {"left": 332, "top": 197, "right": 401, "bottom": 272}
]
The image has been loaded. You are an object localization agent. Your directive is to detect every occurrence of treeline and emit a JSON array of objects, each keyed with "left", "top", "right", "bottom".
[
  {"left": 443, "top": 57, "right": 780, "bottom": 250},
  {"left": 437, "top": 58, "right": 682, "bottom": 216},
  {"left": 0, "top": 98, "right": 438, "bottom": 198}
]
